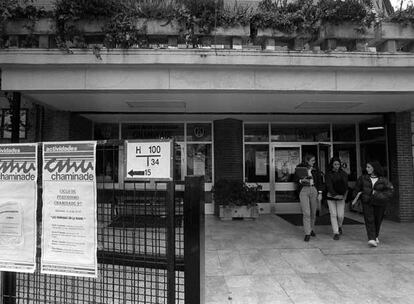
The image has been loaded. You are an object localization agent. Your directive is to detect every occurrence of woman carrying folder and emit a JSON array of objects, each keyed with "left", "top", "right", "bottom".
[
  {"left": 354, "top": 161, "right": 394, "bottom": 247},
  {"left": 294, "top": 154, "right": 324, "bottom": 242}
]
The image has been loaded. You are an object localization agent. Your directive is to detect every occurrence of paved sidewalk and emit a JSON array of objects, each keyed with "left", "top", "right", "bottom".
[{"left": 205, "top": 212, "right": 414, "bottom": 304}]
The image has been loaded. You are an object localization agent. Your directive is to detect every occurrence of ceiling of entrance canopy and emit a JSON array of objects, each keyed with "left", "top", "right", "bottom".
[{"left": 23, "top": 91, "right": 414, "bottom": 121}]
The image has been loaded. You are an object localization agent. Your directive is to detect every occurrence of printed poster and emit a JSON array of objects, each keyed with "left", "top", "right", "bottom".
[
  {"left": 339, "top": 150, "right": 351, "bottom": 175},
  {"left": 0, "top": 144, "right": 38, "bottom": 273},
  {"left": 255, "top": 151, "right": 267, "bottom": 176},
  {"left": 193, "top": 152, "right": 205, "bottom": 176},
  {"left": 41, "top": 141, "right": 97, "bottom": 278}
]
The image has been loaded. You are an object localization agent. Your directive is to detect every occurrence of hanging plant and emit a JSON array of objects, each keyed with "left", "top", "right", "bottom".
[
  {"left": 251, "top": 0, "right": 319, "bottom": 36},
  {"left": 317, "top": 0, "right": 376, "bottom": 32},
  {"left": 0, "top": 0, "right": 48, "bottom": 48},
  {"left": 388, "top": 4, "right": 414, "bottom": 26}
]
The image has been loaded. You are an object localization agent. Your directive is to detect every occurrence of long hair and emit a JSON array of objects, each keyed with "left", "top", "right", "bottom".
[
  {"left": 367, "top": 161, "right": 384, "bottom": 177},
  {"left": 303, "top": 153, "right": 316, "bottom": 168},
  {"left": 328, "top": 157, "right": 342, "bottom": 172}
]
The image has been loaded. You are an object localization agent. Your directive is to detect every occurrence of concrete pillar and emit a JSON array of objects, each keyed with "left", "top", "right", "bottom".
[
  {"left": 38, "top": 35, "right": 50, "bottom": 48},
  {"left": 264, "top": 38, "right": 275, "bottom": 51},
  {"left": 231, "top": 37, "right": 242, "bottom": 50},
  {"left": 381, "top": 40, "right": 397, "bottom": 52},
  {"left": 324, "top": 39, "right": 337, "bottom": 51}
]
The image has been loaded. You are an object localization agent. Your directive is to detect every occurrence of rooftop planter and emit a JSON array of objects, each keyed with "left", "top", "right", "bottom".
[
  {"left": 5, "top": 17, "right": 55, "bottom": 35},
  {"left": 318, "top": 22, "right": 376, "bottom": 40}
]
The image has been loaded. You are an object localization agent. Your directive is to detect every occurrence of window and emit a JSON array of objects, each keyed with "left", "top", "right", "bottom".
[
  {"left": 271, "top": 124, "right": 330, "bottom": 142},
  {"left": 245, "top": 145, "right": 269, "bottom": 182},
  {"left": 333, "top": 124, "right": 356, "bottom": 142},
  {"left": 94, "top": 123, "right": 119, "bottom": 140},
  {"left": 333, "top": 144, "right": 357, "bottom": 181},
  {"left": 122, "top": 123, "right": 184, "bottom": 141},
  {"left": 1, "top": 109, "right": 28, "bottom": 139},
  {"left": 186, "top": 123, "right": 211, "bottom": 141},
  {"left": 187, "top": 144, "right": 212, "bottom": 182},
  {"left": 244, "top": 123, "right": 269, "bottom": 142}
]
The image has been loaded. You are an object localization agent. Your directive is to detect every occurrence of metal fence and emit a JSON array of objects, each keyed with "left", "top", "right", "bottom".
[{"left": 1, "top": 141, "right": 204, "bottom": 304}]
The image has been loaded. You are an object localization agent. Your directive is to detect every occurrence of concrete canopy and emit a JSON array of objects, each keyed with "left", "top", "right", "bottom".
[{"left": 1, "top": 49, "right": 414, "bottom": 118}]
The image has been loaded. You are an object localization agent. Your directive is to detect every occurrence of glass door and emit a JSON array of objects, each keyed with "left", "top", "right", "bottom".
[{"left": 271, "top": 145, "right": 302, "bottom": 213}]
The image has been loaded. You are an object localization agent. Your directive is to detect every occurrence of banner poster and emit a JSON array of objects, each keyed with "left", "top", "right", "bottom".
[
  {"left": 41, "top": 141, "right": 97, "bottom": 278},
  {"left": 0, "top": 144, "right": 38, "bottom": 273}
]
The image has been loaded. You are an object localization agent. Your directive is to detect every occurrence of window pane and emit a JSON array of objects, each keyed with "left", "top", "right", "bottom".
[
  {"left": 274, "top": 147, "right": 301, "bottom": 182},
  {"left": 333, "top": 144, "right": 357, "bottom": 181},
  {"left": 244, "top": 124, "right": 269, "bottom": 142},
  {"left": 186, "top": 123, "right": 212, "bottom": 141},
  {"left": 245, "top": 145, "right": 269, "bottom": 182},
  {"left": 271, "top": 124, "right": 330, "bottom": 142},
  {"left": 94, "top": 123, "right": 119, "bottom": 140},
  {"left": 333, "top": 124, "right": 355, "bottom": 142},
  {"left": 359, "top": 118, "right": 385, "bottom": 141},
  {"left": 187, "top": 144, "right": 212, "bottom": 182},
  {"left": 122, "top": 123, "right": 184, "bottom": 141},
  {"left": 174, "top": 144, "right": 182, "bottom": 181},
  {"left": 96, "top": 145, "right": 119, "bottom": 183}
]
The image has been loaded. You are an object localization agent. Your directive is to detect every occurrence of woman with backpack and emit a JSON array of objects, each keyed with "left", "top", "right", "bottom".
[
  {"left": 325, "top": 157, "right": 348, "bottom": 240},
  {"left": 354, "top": 161, "right": 394, "bottom": 247}
]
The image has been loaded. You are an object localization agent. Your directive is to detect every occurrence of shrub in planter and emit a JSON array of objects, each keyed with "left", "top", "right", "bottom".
[{"left": 212, "top": 179, "right": 262, "bottom": 208}]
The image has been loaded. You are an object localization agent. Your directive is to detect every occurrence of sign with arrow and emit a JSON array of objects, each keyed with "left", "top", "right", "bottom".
[{"left": 124, "top": 140, "right": 173, "bottom": 181}]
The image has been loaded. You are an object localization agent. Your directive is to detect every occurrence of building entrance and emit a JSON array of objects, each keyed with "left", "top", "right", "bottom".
[{"left": 269, "top": 143, "right": 331, "bottom": 214}]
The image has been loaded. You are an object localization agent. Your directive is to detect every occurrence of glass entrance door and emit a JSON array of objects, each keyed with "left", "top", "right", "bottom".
[
  {"left": 271, "top": 145, "right": 301, "bottom": 213},
  {"left": 271, "top": 143, "right": 332, "bottom": 213}
]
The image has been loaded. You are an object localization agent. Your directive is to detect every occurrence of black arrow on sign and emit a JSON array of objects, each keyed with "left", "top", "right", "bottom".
[{"left": 128, "top": 169, "right": 145, "bottom": 177}]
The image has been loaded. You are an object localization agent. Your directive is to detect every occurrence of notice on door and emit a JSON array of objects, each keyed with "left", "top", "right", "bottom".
[
  {"left": 41, "top": 141, "right": 97, "bottom": 278},
  {"left": 0, "top": 144, "right": 38, "bottom": 273}
]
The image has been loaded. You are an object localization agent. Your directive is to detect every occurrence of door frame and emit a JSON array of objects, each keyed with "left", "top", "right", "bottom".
[{"left": 270, "top": 142, "right": 332, "bottom": 214}]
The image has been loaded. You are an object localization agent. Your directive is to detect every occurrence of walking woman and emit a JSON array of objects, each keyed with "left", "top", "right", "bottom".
[
  {"left": 325, "top": 157, "right": 348, "bottom": 240},
  {"left": 354, "top": 161, "right": 394, "bottom": 247},
  {"left": 295, "top": 154, "right": 324, "bottom": 242}
]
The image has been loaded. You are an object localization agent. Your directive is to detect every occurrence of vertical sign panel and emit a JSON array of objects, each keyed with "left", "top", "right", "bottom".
[
  {"left": 0, "top": 144, "right": 38, "bottom": 273},
  {"left": 41, "top": 141, "right": 97, "bottom": 278}
]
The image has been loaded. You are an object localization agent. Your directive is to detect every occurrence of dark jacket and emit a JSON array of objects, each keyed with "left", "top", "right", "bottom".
[
  {"left": 325, "top": 169, "right": 348, "bottom": 197},
  {"left": 354, "top": 174, "right": 394, "bottom": 206},
  {"left": 294, "top": 163, "right": 324, "bottom": 193}
]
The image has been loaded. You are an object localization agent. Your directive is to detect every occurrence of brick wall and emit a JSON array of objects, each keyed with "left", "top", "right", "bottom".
[
  {"left": 387, "top": 112, "right": 414, "bottom": 222},
  {"left": 213, "top": 118, "right": 243, "bottom": 182},
  {"left": 42, "top": 108, "right": 92, "bottom": 141}
]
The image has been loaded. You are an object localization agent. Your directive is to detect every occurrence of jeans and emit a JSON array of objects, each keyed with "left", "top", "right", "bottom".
[
  {"left": 299, "top": 186, "right": 318, "bottom": 235},
  {"left": 327, "top": 199, "right": 345, "bottom": 234},
  {"left": 362, "top": 203, "right": 386, "bottom": 241}
]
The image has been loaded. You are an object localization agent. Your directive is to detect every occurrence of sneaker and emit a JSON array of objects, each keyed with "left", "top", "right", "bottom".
[
  {"left": 368, "top": 240, "right": 377, "bottom": 247},
  {"left": 310, "top": 231, "right": 316, "bottom": 237},
  {"left": 333, "top": 234, "right": 340, "bottom": 240},
  {"left": 304, "top": 235, "right": 310, "bottom": 242},
  {"left": 376, "top": 238, "right": 380, "bottom": 244},
  {"left": 339, "top": 227, "right": 343, "bottom": 235}
]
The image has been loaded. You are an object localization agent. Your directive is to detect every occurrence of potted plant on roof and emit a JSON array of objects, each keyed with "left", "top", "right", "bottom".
[{"left": 213, "top": 179, "right": 261, "bottom": 220}]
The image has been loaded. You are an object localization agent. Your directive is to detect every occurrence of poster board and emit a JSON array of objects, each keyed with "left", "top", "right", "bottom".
[
  {"left": 0, "top": 144, "right": 38, "bottom": 273},
  {"left": 41, "top": 141, "right": 97, "bottom": 278}
]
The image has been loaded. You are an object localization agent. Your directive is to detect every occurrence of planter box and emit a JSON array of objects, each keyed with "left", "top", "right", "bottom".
[
  {"left": 377, "top": 22, "right": 414, "bottom": 40},
  {"left": 218, "top": 205, "right": 259, "bottom": 220},
  {"left": 6, "top": 18, "right": 55, "bottom": 35},
  {"left": 319, "top": 22, "right": 375, "bottom": 40},
  {"left": 211, "top": 25, "right": 250, "bottom": 37},
  {"left": 136, "top": 19, "right": 181, "bottom": 36}
]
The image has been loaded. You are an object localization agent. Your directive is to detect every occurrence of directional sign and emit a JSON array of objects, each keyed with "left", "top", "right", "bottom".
[{"left": 125, "top": 140, "right": 173, "bottom": 180}]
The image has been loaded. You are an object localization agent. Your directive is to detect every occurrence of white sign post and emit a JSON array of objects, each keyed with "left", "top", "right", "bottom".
[{"left": 125, "top": 140, "right": 173, "bottom": 181}]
